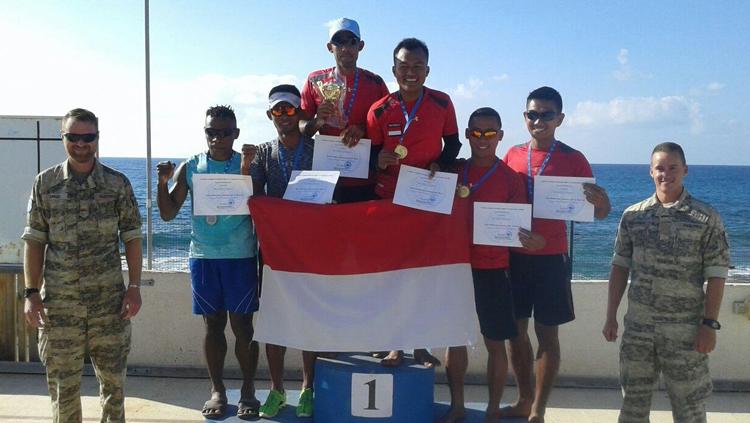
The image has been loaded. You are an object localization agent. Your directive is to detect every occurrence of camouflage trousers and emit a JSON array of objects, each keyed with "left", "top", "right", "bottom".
[
  {"left": 618, "top": 320, "right": 711, "bottom": 423},
  {"left": 38, "top": 302, "right": 131, "bottom": 423}
]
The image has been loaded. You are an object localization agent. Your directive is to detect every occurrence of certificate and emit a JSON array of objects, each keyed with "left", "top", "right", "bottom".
[
  {"left": 283, "top": 170, "right": 339, "bottom": 204},
  {"left": 312, "top": 135, "right": 371, "bottom": 179},
  {"left": 192, "top": 174, "right": 253, "bottom": 216},
  {"left": 474, "top": 202, "right": 532, "bottom": 247},
  {"left": 532, "top": 175, "right": 596, "bottom": 222},
  {"left": 392, "top": 165, "right": 458, "bottom": 215}
]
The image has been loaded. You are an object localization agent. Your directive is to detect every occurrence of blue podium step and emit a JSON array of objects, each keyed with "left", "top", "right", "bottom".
[
  {"left": 315, "top": 353, "right": 435, "bottom": 423},
  {"left": 203, "top": 353, "right": 521, "bottom": 422}
]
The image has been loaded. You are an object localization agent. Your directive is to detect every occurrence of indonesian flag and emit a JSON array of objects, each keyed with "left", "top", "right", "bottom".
[{"left": 249, "top": 197, "right": 478, "bottom": 352}]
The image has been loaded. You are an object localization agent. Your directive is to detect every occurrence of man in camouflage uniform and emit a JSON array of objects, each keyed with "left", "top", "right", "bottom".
[
  {"left": 602, "top": 142, "right": 730, "bottom": 423},
  {"left": 22, "top": 108, "right": 143, "bottom": 423}
]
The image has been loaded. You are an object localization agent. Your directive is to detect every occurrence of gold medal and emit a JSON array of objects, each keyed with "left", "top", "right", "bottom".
[
  {"left": 394, "top": 144, "right": 408, "bottom": 159},
  {"left": 457, "top": 184, "right": 471, "bottom": 198}
]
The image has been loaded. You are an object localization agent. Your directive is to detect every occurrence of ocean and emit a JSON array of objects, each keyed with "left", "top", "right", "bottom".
[{"left": 101, "top": 157, "right": 750, "bottom": 281}]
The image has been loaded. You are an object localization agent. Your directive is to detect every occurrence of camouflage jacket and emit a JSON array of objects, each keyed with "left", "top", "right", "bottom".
[
  {"left": 22, "top": 159, "right": 142, "bottom": 306},
  {"left": 612, "top": 189, "right": 730, "bottom": 323}
]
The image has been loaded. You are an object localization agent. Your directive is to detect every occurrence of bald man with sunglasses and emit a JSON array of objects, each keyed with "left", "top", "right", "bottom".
[{"left": 299, "top": 17, "right": 389, "bottom": 203}]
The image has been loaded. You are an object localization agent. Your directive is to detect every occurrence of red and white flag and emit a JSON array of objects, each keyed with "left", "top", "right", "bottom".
[{"left": 249, "top": 197, "right": 478, "bottom": 352}]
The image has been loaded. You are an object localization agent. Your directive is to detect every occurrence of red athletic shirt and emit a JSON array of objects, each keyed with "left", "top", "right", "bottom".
[
  {"left": 503, "top": 141, "right": 593, "bottom": 255},
  {"left": 301, "top": 67, "right": 389, "bottom": 187},
  {"left": 366, "top": 87, "right": 459, "bottom": 198},
  {"left": 457, "top": 159, "right": 528, "bottom": 269}
]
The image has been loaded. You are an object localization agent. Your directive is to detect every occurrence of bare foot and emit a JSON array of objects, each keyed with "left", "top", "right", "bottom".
[
  {"left": 413, "top": 348, "right": 441, "bottom": 368},
  {"left": 528, "top": 414, "right": 545, "bottom": 423},
  {"left": 484, "top": 408, "right": 501, "bottom": 422},
  {"left": 498, "top": 400, "right": 532, "bottom": 418},
  {"left": 380, "top": 350, "right": 403, "bottom": 367},
  {"left": 438, "top": 406, "right": 466, "bottom": 423}
]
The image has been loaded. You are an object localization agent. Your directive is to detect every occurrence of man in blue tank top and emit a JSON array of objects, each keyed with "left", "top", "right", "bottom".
[{"left": 156, "top": 105, "right": 260, "bottom": 420}]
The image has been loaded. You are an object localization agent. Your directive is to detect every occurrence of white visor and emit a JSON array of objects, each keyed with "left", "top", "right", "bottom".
[{"left": 269, "top": 92, "right": 301, "bottom": 109}]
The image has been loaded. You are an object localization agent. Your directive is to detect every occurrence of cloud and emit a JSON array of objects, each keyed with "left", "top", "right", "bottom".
[
  {"left": 617, "top": 48, "right": 629, "bottom": 65},
  {"left": 567, "top": 96, "right": 703, "bottom": 134},
  {"left": 493, "top": 74, "right": 510, "bottom": 82},
  {"left": 451, "top": 78, "right": 484, "bottom": 100},
  {"left": 613, "top": 48, "right": 632, "bottom": 81},
  {"left": 707, "top": 82, "right": 725, "bottom": 92}
]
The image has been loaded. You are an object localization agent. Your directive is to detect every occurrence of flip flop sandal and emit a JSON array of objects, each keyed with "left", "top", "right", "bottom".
[
  {"left": 202, "top": 397, "right": 227, "bottom": 419},
  {"left": 237, "top": 398, "right": 260, "bottom": 420}
]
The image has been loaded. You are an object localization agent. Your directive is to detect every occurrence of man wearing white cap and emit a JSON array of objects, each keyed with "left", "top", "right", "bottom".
[
  {"left": 300, "top": 17, "right": 389, "bottom": 203},
  {"left": 241, "top": 84, "right": 317, "bottom": 418}
]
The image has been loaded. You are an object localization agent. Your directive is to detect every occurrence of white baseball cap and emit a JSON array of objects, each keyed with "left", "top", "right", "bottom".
[{"left": 328, "top": 18, "right": 360, "bottom": 41}]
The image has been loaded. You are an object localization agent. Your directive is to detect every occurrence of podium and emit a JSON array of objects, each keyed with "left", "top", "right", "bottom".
[{"left": 314, "top": 353, "right": 434, "bottom": 423}]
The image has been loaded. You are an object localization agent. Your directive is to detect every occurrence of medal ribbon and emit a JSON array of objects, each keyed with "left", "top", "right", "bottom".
[
  {"left": 462, "top": 158, "right": 501, "bottom": 195},
  {"left": 527, "top": 140, "right": 557, "bottom": 201},
  {"left": 278, "top": 138, "right": 305, "bottom": 182},
  {"left": 397, "top": 89, "right": 425, "bottom": 147},
  {"left": 343, "top": 68, "right": 359, "bottom": 121}
]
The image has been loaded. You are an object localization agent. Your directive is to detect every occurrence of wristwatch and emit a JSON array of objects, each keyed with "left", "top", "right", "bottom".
[
  {"left": 23, "top": 287, "right": 40, "bottom": 298},
  {"left": 701, "top": 318, "right": 721, "bottom": 330}
]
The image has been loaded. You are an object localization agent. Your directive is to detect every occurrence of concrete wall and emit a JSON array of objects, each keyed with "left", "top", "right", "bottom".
[{"left": 130, "top": 271, "right": 750, "bottom": 387}]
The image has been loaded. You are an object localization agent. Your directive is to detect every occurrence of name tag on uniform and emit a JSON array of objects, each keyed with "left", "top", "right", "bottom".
[{"left": 387, "top": 123, "right": 402, "bottom": 137}]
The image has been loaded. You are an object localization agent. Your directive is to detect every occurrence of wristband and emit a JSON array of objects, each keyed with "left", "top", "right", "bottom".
[
  {"left": 23, "top": 287, "right": 40, "bottom": 298},
  {"left": 128, "top": 284, "right": 140, "bottom": 289}
]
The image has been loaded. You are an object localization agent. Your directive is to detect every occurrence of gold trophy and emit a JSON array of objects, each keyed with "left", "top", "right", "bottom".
[{"left": 317, "top": 80, "right": 345, "bottom": 128}]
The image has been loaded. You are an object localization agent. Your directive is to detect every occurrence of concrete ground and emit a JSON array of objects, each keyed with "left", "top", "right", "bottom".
[{"left": 0, "top": 373, "right": 748, "bottom": 422}]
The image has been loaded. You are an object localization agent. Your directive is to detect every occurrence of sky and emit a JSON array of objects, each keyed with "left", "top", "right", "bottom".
[{"left": 1, "top": 0, "right": 748, "bottom": 164}]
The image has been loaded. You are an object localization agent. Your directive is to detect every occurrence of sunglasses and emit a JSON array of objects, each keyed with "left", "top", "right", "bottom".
[
  {"left": 63, "top": 132, "right": 99, "bottom": 143},
  {"left": 270, "top": 106, "right": 298, "bottom": 117},
  {"left": 204, "top": 128, "right": 236, "bottom": 138},
  {"left": 469, "top": 129, "right": 500, "bottom": 139},
  {"left": 525, "top": 111, "right": 557, "bottom": 122},
  {"left": 331, "top": 37, "right": 359, "bottom": 48}
]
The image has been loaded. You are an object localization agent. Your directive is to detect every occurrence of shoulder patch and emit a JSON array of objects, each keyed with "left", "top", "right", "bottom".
[
  {"left": 427, "top": 91, "right": 449, "bottom": 109},
  {"left": 373, "top": 100, "right": 391, "bottom": 118}
]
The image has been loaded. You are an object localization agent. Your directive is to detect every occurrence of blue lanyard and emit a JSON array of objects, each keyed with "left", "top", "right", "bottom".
[
  {"left": 527, "top": 140, "right": 557, "bottom": 200},
  {"left": 278, "top": 138, "right": 304, "bottom": 182},
  {"left": 397, "top": 89, "right": 425, "bottom": 146},
  {"left": 343, "top": 69, "right": 359, "bottom": 120},
  {"left": 462, "top": 158, "right": 501, "bottom": 194}
]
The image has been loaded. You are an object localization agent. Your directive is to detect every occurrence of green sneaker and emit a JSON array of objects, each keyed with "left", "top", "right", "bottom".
[
  {"left": 296, "top": 388, "right": 314, "bottom": 417},
  {"left": 259, "top": 389, "right": 286, "bottom": 418}
]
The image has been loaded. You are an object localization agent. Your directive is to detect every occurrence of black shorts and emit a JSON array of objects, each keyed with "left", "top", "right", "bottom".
[
  {"left": 509, "top": 252, "right": 574, "bottom": 326},
  {"left": 472, "top": 268, "right": 518, "bottom": 341},
  {"left": 333, "top": 183, "right": 377, "bottom": 204}
]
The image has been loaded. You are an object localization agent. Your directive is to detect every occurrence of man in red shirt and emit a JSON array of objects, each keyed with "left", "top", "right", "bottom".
[
  {"left": 440, "top": 107, "right": 544, "bottom": 423},
  {"left": 367, "top": 37, "right": 461, "bottom": 199},
  {"left": 300, "top": 17, "right": 389, "bottom": 203},
  {"left": 366, "top": 37, "right": 461, "bottom": 367},
  {"left": 501, "top": 86, "right": 611, "bottom": 423}
]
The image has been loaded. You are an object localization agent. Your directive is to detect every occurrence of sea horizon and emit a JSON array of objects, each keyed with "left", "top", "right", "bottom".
[{"left": 101, "top": 157, "right": 750, "bottom": 281}]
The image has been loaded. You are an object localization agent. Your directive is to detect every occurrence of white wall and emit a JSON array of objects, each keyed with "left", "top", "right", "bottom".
[
  {"left": 129, "top": 272, "right": 750, "bottom": 386},
  {"left": 0, "top": 116, "right": 64, "bottom": 264}
]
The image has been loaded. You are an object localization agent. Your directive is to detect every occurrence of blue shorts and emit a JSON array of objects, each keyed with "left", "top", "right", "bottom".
[
  {"left": 509, "top": 252, "right": 574, "bottom": 326},
  {"left": 189, "top": 257, "right": 259, "bottom": 315}
]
